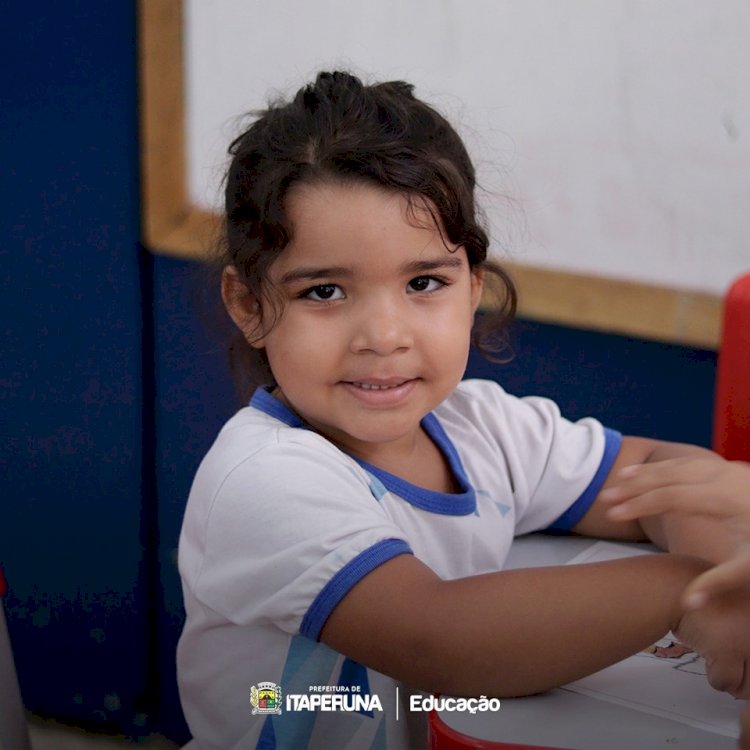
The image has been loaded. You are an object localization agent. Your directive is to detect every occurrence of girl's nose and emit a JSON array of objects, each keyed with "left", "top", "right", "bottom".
[{"left": 349, "top": 298, "right": 414, "bottom": 355}]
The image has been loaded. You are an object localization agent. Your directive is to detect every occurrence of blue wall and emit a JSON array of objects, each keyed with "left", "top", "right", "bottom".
[
  {"left": 1, "top": 0, "right": 151, "bottom": 736},
  {"left": 150, "top": 254, "right": 235, "bottom": 740},
  {"left": 0, "top": 2, "right": 716, "bottom": 744},
  {"left": 468, "top": 318, "right": 716, "bottom": 447}
]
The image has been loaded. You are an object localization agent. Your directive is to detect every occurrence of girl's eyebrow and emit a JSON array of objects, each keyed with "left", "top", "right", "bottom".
[
  {"left": 278, "top": 266, "right": 353, "bottom": 285},
  {"left": 401, "top": 256, "right": 466, "bottom": 274},
  {"left": 279, "top": 256, "right": 465, "bottom": 285}
]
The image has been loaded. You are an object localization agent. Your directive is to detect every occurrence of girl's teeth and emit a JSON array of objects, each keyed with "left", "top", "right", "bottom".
[{"left": 357, "top": 382, "right": 395, "bottom": 390}]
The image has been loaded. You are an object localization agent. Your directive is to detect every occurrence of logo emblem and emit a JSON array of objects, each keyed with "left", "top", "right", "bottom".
[{"left": 250, "top": 682, "right": 282, "bottom": 715}]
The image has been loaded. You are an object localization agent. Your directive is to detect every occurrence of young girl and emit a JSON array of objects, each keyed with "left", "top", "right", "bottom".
[{"left": 177, "top": 71, "right": 750, "bottom": 750}]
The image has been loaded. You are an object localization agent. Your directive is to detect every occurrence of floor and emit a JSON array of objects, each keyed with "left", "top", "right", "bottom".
[{"left": 26, "top": 715, "right": 180, "bottom": 750}]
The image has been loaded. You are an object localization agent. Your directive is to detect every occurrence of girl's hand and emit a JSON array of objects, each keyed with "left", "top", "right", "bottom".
[
  {"left": 600, "top": 458, "right": 750, "bottom": 608},
  {"left": 741, "top": 703, "right": 750, "bottom": 750},
  {"left": 674, "top": 587, "right": 750, "bottom": 699}
]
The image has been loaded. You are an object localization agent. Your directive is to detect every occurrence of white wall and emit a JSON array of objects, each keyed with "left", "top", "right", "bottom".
[{"left": 185, "top": 0, "right": 749, "bottom": 295}]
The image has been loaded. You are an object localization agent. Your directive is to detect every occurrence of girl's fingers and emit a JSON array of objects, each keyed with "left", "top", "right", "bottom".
[
  {"left": 683, "top": 554, "right": 750, "bottom": 609},
  {"left": 604, "top": 484, "right": 727, "bottom": 521},
  {"left": 704, "top": 653, "right": 747, "bottom": 697},
  {"left": 605, "top": 495, "right": 668, "bottom": 521},
  {"left": 600, "top": 460, "right": 709, "bottom": 504},
  {"left": 740, "top": 704, "right": 750, "bottom": 750},
  {"left": 603, "top": 458, "right": 749, "bottom": 513}
]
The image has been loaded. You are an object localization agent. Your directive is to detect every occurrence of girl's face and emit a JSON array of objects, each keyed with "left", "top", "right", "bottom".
[{"left": 229, "top": 181, "right": 483, "bottom": 462}]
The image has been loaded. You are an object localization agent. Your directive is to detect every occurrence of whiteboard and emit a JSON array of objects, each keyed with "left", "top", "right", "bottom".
[{"left": 185, "top": 0, "right": 750, "bottom": 295}]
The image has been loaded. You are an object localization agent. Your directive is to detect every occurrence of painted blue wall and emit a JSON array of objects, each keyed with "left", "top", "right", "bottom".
[
  {"left": 0, "top": 1, "right": 716, "bottom": 744},
  {"left": 149, "top": 254, "right": 235, "bottom": 740},
  {"left": 1, "top": 0, "right": 151, "bottom": 736},
  {"left": 468, "top": 318, "right": 716, "bottom": 447}
]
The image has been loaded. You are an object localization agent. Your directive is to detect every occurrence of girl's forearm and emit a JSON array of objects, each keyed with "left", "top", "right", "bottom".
[
  {"left": 418, "top": 554, "right": 707, "bottom": 696},
  {"left": 640, "top": 512, "right": 731, "bottom": 565},
  {"left": 323, "top": 552, "right": 708, "bottom": 697}
]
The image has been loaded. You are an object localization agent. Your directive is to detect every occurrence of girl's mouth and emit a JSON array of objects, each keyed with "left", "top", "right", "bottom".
[
  {"left": 351, "top": 381, "right": 407, "bottom": 391},
  {"left": 342, "top": 378, "right": 418, "bottom": 405}
]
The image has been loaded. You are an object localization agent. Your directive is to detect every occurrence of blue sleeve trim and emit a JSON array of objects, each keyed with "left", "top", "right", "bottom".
[
  {"left": 547, "top": 428, "right": 623, "bottom": 533},
  {"left": 300, "top": 538, "right": 413, "bottom": 641}
]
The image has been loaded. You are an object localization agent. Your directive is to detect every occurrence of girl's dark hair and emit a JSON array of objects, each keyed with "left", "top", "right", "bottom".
[{"left": 221, "top": 71, "right": 516, "bottom": 395}]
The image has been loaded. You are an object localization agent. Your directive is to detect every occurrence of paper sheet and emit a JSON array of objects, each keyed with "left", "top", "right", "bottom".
[{"left": 562, "top": 542, "right": 744, "bottom": 738}]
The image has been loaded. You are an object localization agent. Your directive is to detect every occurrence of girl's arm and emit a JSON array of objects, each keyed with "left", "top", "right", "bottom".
[
  {"left": 320, "top": 549, "right": 739, "bottom": 698},
  {"left": 321, "top": 436, "right": 750, "bottom": 701}
]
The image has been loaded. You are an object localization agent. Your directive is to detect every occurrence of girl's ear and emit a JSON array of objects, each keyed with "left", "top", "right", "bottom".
[
  {"left": 221, "top": 266, "right": 266, "bottom": 349},
  {"left": 470, "top": 267, "right": 485, "bottom": 314}
]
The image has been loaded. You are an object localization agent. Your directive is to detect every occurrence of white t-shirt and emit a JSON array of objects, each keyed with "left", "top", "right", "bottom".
[{"left": 177, "top": 379, "right": 621, "bottom": 750}]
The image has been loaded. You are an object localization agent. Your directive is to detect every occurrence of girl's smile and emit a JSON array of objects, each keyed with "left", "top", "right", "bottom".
[
  {"left": 340, "top": 377, "right": 418, "bottom": 407},
  {"left": 226, "top": 180, "right": 484, "bottom": 465}
]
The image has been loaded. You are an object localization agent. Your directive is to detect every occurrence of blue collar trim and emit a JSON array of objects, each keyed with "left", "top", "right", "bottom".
[
  {"left": 250, "top": 387, "right": 305, "bottom": 428},
  {"left": 249, "top": 388, "right": 477, "bottom": 516}
]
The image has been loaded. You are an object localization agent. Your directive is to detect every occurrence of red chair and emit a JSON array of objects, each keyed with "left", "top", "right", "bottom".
[
  {"left": 428, "top": 709, "right": 568, "bottom": 749},
  {"left": 713, "top": 272, "right": 750, "bottom": 461},
  {"left": 0, "top": 567, "right": 32, "bottom": 750}
]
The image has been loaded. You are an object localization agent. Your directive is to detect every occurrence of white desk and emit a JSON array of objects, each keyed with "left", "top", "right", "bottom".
[{"left": 437, "top": 535, "right": 743, "bottom": 749}]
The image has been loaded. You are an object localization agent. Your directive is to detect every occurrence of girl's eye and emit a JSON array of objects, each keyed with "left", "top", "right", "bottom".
[
  {"left": 303, "top": 284, "right": 344, "bottom": 302},
  {"left": 408, "top": 276, "right": 445, "bottom": 293}
]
